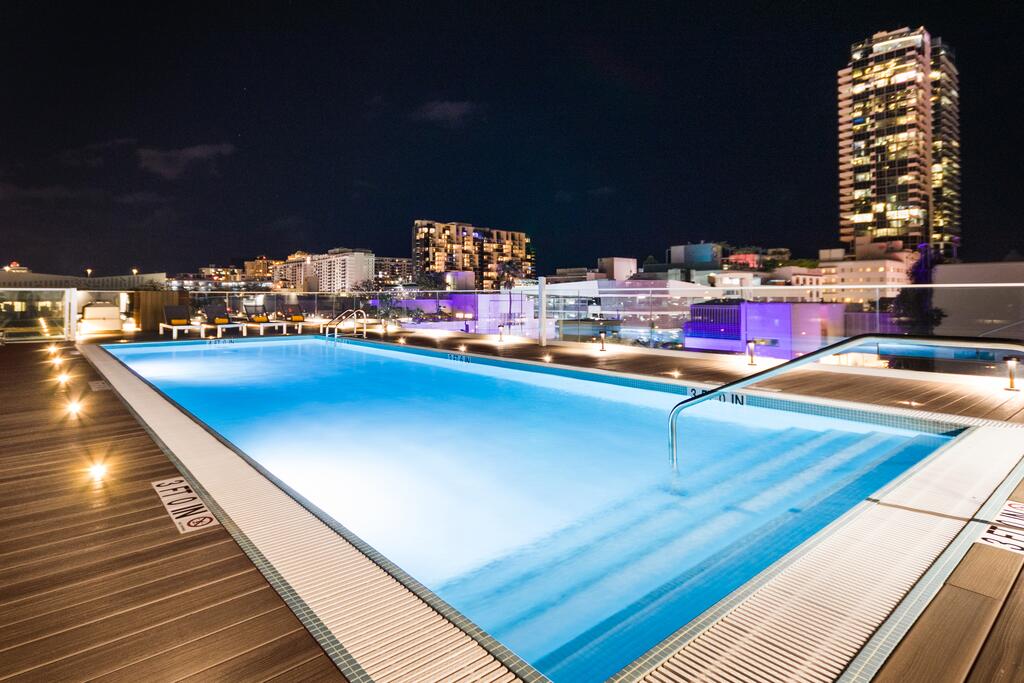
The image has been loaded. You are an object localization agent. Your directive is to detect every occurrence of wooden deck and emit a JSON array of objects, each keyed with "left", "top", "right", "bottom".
[
  {"left": 366, "top": 328, "right": 1024, "bottom": 424},
  {"left": 0, "top": 342, "right": 345, "bottom": 682}
]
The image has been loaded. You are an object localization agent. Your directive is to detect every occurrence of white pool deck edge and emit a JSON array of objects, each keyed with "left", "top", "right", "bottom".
[{"left": 82, "top": 341, "right": 1024, "bottom": 683}]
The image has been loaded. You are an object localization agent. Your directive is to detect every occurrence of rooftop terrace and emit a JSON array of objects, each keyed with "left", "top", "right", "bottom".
[{"left": 1, "top": 326, "right": 1022, "bottom": 682}]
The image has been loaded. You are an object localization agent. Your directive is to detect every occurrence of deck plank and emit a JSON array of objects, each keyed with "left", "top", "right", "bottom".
[
  {"left": 873, "top": 585, "right": 1003, "bottom": 683},
  {"left": 968, "top": 570, "right": 1024, "bottom": 682}
]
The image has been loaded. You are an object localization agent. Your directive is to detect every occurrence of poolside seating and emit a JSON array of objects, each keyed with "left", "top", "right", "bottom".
[
  {"left": 159, "top": 305, "right": 200, "bottom": 340},
  {"left": 281, "top": 304, "right": 310, "bottom": 333},
  {"left": 199, "top": 303, "right": 246, "bottom": 338},
  {"left": 243, "top": 304, "right": 289, "bottom": 336}
]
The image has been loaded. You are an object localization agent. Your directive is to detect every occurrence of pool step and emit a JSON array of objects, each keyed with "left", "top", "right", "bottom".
[{"left": 439, "top": 429, "right": 913, "bottom": 662}]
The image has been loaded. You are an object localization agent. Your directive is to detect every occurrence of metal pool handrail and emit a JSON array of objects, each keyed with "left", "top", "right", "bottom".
[
  {"left": 668, "top": 333, "right": 1024, "bottom": 470},
  {"left": 332, "top": 308, "right": 368, "bottom": 339}
]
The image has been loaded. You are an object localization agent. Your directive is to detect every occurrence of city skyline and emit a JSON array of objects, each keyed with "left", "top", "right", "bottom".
[{"left": 2, "top": 4, "right": 1022, "bottom": 275}]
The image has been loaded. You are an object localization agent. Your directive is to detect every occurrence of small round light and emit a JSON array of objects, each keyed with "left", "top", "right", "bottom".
[
  {"left": 57, "top": 373, "right": 70, "bottom": 385},
  {"left": 542, "top": 354, "right": 553, "bottom": 363},
  {"left": 51, "top": 356, "right": 64, "bottom": 366},
  {"left": 458, "top": 344, "right": 467, "bottom": 353},
  {"left": 398, "top": 338, "right": 407, "bottom": 345},
  {"left": 46, "top": 344, "right": 58, "bottom": 355},
  {"left": 67, "top": 400, "right": 82, "bottom": 416},
  {"left": 89, "top": 463, "right": 107, "bottom": 481}
]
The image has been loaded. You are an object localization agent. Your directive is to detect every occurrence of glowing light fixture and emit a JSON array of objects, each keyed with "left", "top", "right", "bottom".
[
  {"left": 599, "top": 330, "right": 606, "bottom": 352},
  {"left": 670, "top": 369, "right": 681, "bottom": 379},
  {"left": 542, "top": 354, "right": 553, "bottom": 363},
  {"left": 89, "top": 463, "right": 107, "bottom": 481},
  {"left": 57, "top": 373, "right": 70, "bottom": 385},
  {"left": 1008, "top": 358, "right": 1020, "bottom": 392},
  {"left": 51, "top": 356, "right": 64, "bottom": 367},
  {"left": 457, "top": 344, "right": 467, "bottom": 353},
  {"left": 46, "top": 344, "right": 58, "bottom": 355},
  {"left": 67, "top": 400, "right": 82, "bottom": 416},
  {"left": 746, "top": 340, "right": 757, "bottom": 366},
  {"left": 398, "top": 337, "right": 407, "bottom": 345}
]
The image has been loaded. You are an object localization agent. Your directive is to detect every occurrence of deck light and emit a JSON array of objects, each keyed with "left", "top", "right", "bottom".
[
  {"left": 67, "top": 400, "right": 82, "bottom": 416},
  {"left": 57, "top": 373, "right": 70, "bottom": 385},
  {"left": 746, "top": 340, "right": 757, "bottom": 366},
  {"left": 89, "top": 462, "right": 107, "bottom": 481},
  {"left": 542, "top": 354, "right": 553, "bottom": 363},
  {"left": 46, "top": 344, "right": 58, "bottom": 355},
  {"left": 599, "top": 330, "right": 606, "bottom": 352},
  {"left": 398, "top": 337, "right": 407, "bottom": 344},
  {"left": 1008, "top": 358, "right": 1020, "bottom": 392},
  {"left": 670, "top": 369, "right": 681, "bottom": 379},
  {"left": 498, "top": 324, "right": 504, "bottom": 342},
  {"left": 458, "top": 344, "right": 467, "bottom": 353},
  {"left": 51, "top": 356, "right": 64, "bottom": 367}
]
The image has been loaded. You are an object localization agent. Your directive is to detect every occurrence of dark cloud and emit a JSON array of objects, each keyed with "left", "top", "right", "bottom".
[
  {"left": 57, "top": 138, "right": 137, "bottom": 168},
  {"left": 113, "top": 190, "right": 169, "bottom": 204},
  {"left": 0, "top": 182, "right": 105, "bottom": 203},
  {"left": 410, "top": 100, "right": 481, "bottom": 128},
  {"left": 137, "top": 143, "right": 236, "bottom": 179}
]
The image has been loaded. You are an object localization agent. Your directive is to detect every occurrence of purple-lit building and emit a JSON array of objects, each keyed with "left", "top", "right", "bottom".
[{"left": 684, "top": 301, "right": 847, "bottom": 359}]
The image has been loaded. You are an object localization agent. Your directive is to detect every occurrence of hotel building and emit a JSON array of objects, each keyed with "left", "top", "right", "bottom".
[
  {"left": 412, "top": 220, "right": 534, "bottom": 290},
  {"left": 838, "top": 27, "right": 960, "bottom": 259},
  {"left": 272, "top": 248, "right": 374, "bottom": 292},
  {"left": 374, "top": 257, "right": 414, "bottom": 287}
]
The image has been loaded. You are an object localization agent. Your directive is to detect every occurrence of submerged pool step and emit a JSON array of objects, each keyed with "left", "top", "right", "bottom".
[
  {"left": 439, "top": 429, "right": 911, "bottom": 662},
  {"left": 438, "top": 427, "right": 814, "bottom": 605}
]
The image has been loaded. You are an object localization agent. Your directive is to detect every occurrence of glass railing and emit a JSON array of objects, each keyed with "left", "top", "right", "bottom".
[{"left": 0, "top": 289, "right": 72, "bottom": 341}]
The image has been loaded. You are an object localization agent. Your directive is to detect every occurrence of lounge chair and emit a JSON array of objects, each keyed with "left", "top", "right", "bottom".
[
  {"left": 281, "top": 304, "right": 310, "bottom": 333},
  {"left": 159, "top": 305, "right": 200, "bottom": 340},
  {"left": 200, "top": 303, "right": 246, "bottom": 338},
  {"left": 243, "top": 304, "right": 288, "bottom": 336}
]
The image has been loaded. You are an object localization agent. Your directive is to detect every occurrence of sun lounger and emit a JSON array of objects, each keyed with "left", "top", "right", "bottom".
[
  {"left": 159, "top": 305, "right": 200, "bottom": 340},
  {"left": 200, "top": 303, "right": 246, "bottom": 338},
  {"left": 243, "top": 304, "right": 288, "bottom": 336}
]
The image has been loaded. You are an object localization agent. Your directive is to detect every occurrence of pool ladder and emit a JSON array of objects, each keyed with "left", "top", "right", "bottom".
[
  {"left": 668, "top": 333, "right": 1024, "bottom": 472},
  {"left": 330, "top": 309, "right": 368, "bottom": 339}
]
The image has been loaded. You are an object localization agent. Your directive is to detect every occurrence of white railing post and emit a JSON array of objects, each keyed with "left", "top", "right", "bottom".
[
  {"left": 66, "top": 288, "right": 77, "bottom": 341},
  {"left": 538, "top": 276, "right": 547, "bottom": 347}
]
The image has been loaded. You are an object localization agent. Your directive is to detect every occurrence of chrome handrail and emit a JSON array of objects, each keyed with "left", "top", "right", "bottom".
[
  {"left": 331, "top": 309, "right": 368, "bottom": 339},
  {"left": 668, "top": 333, "right": 1024, "bottom": 470}
]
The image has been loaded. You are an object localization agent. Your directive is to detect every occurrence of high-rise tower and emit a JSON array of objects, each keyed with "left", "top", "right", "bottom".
[{"left": 838, "top": 27, "right": 960, "bottom": 259}]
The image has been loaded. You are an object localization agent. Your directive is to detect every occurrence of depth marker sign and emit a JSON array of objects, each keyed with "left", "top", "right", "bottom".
[
  {"left": 151, "top": 478, "right": 221, "bottom": 534},
  {"left": 976, "top": 500, "right": 1024, "bottom": 555}
]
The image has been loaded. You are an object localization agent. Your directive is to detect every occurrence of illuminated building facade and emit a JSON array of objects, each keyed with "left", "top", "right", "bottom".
[
  {"left": 412, "top": 220, "right": 534, "bottom": 289},
  {"left": 838, "top": 27, "right": 960, "bottom": 259},
  {"left": 374, "top": 257, "right": 414, "bottom": 287}
]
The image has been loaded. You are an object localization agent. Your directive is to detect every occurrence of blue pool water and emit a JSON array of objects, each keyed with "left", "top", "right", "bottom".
[{"left": 107, "top": 337, "right": 952, "bottom": 681}]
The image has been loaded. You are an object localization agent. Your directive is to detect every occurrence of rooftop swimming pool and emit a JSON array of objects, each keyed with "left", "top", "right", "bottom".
[{"left": 106, "top": 337, "right": 955, "bottom": 681}]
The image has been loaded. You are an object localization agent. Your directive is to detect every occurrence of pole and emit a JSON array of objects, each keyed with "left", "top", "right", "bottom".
[{"left": 538, "top": 276, "right": 547, "bottom": 347}]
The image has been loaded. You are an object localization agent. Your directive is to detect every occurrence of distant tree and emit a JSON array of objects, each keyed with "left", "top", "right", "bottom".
[
  {"left": 497, "top": 258, "right": 524, "bottom": 324},
  {"left": 643, "top": 254, "right": 658, "bottom": 267},
  {"left": 892, "top": 246, "right": 946, "bottom": 336},
  {"left": 414, "top": 271, "right": 445, "bottom": 291}
]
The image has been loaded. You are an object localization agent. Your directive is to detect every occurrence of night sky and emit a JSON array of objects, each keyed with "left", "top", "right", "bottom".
[{"left": 2, "top": 2, "right": 1022, "bottom": 276}]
